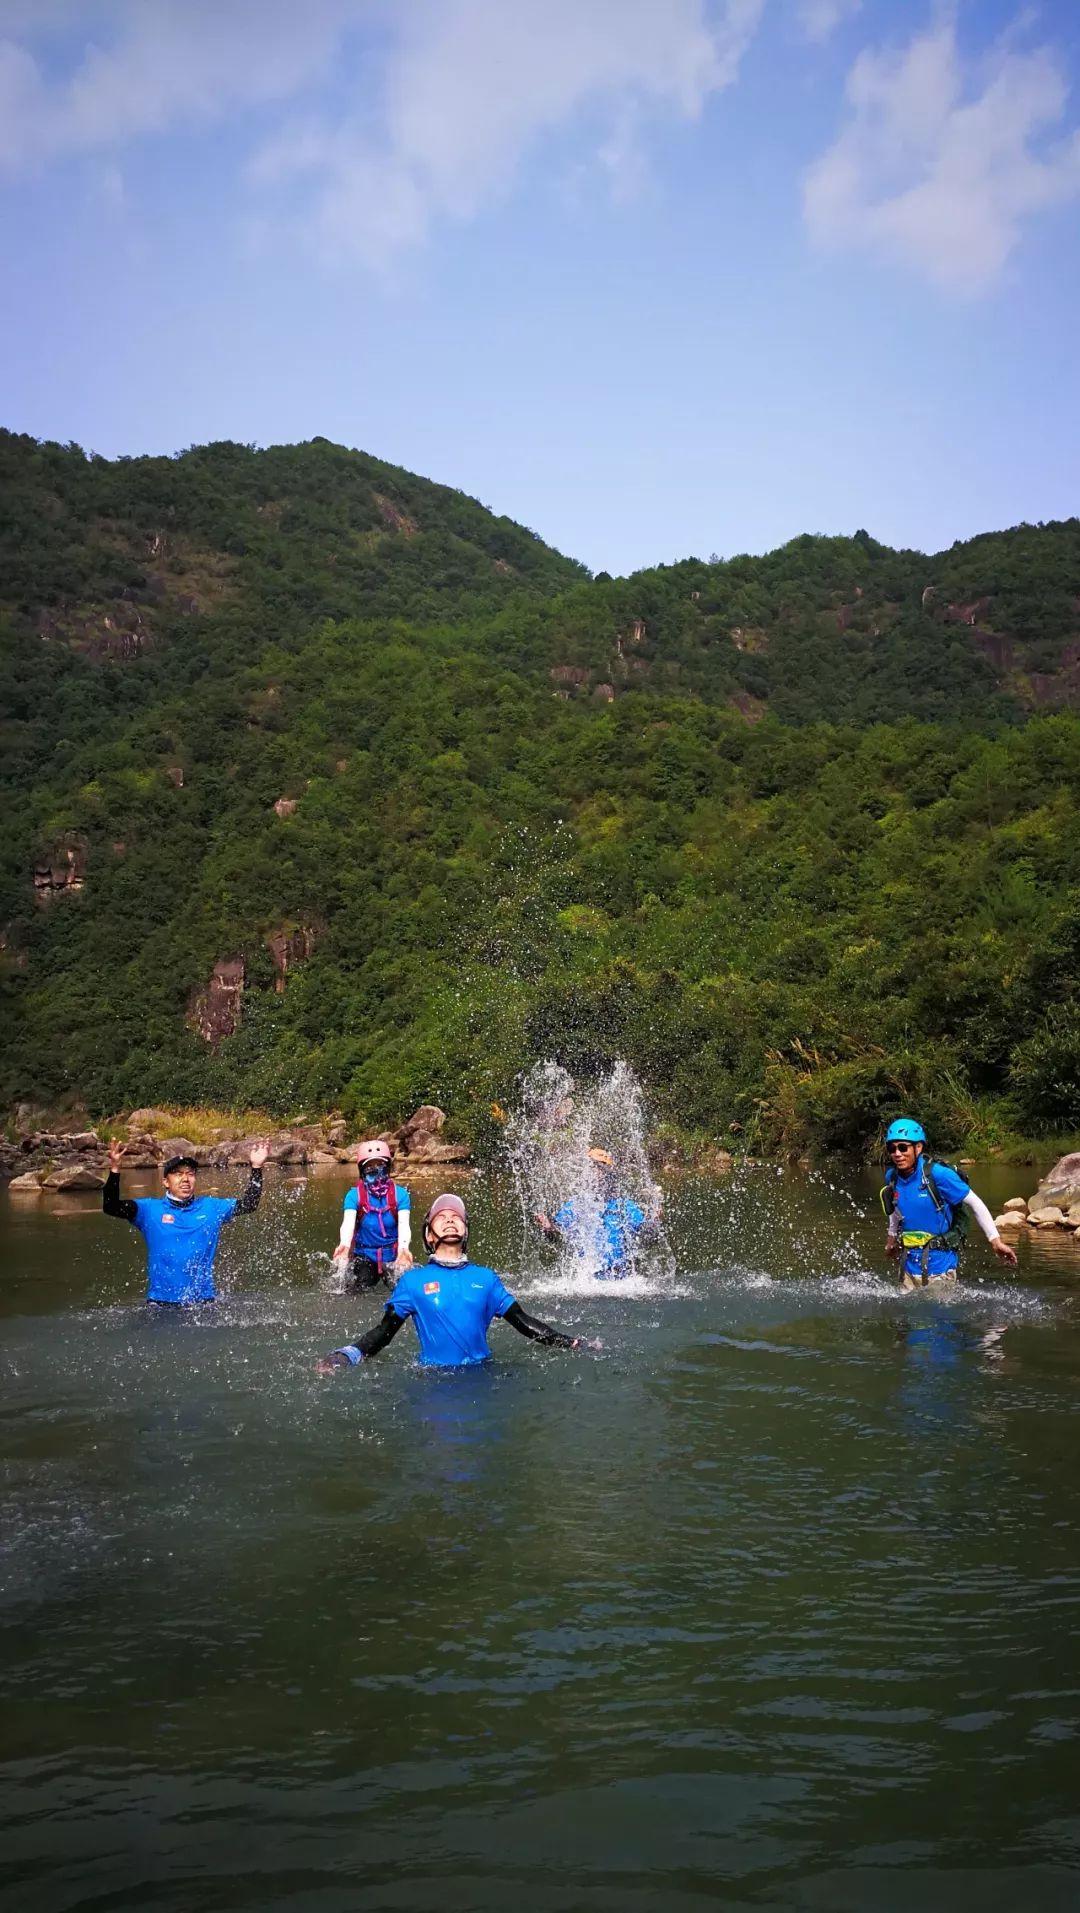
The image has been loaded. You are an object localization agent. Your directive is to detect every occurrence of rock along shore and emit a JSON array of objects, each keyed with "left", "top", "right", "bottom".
[{"left": 2, "top": 1104, "right": 472, "bottom": 1193}]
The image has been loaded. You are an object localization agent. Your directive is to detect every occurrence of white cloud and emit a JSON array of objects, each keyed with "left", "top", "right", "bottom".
[
  {"left": 803, "top": 15, "right": 1080, "bottom": 293},
  {"left": 0, "top": 0, "right": 766, "bottom": 264},
  {"left": 253, "top": 0, "right": 766, "bottom": 266},
  {"left": 0, "top": 0, "right": 354, "bottom": 169},
  {"left": 797, "top": 0, "right": 861, "bottom": 44}
]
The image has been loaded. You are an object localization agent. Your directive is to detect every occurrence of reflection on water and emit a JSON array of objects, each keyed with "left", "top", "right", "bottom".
[{"left": 2, "top": 1162, "right": 1080, "bottom": 1911}]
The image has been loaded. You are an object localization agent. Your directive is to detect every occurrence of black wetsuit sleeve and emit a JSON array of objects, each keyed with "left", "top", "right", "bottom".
[
  {"left": 325, "top": 1306, "right": 408, "bottom": 1366},
  {"left": 102, "top": 1171, "right": 137, "bottom": 1225},
  {"left": 502, "top": 1300, "right": 580, "bottom": 1350},
  {"left": 231, "top": 1168, "right": 263, "bottom": 1217}
]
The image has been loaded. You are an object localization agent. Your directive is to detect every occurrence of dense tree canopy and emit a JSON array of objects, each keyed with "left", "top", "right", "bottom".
[{"left": 2, "top": 430, "right": 1079, "bottom": 1153}]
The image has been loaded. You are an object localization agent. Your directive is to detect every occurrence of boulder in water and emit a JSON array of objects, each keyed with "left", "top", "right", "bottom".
[
  {"left": 993, "top": 1212, "right": 1023, "bottom": 1232},
  {"left": 8, "top": 1171, "right": 43, "bottom": 1191},
  {"left": 1027, "top": 1206, "right": 1069, "bottom": 1228},
  {"left": 42, "top": 1162, "right": 108, "bottom": 1191},
  {"left": 1003, "top": 1197, "right": 1029, "bottom": 1213},
  {"left": 1031, "top": 1152, "right": 1080, "bottom": 1212}
]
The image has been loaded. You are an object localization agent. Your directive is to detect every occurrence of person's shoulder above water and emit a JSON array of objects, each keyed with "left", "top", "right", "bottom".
[
  {"left": 466, "top": 1261, "right": 515, "bottom": 1314},
  {"left": 929, "top": 1161, "right": 971, "bottom": 1203}
]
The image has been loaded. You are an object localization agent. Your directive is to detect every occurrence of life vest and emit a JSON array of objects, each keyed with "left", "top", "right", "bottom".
[
  {"left": 354, "top": 1178, "right": 399, "bottom": 1269},
  {"left": 880, "top": 1159, "right": 969, "bottom": 1283}
]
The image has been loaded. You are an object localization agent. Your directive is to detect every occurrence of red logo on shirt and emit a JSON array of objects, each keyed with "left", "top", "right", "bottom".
[
  {"left": 162, "top": 1215, "right": 175, "bottom": 1224},
  {"left": 423, "top": 1281, "right": 440, "bottom": 1294}
]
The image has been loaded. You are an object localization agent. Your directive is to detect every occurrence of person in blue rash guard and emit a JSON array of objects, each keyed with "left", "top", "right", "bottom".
[
  {"left": 881, "top": 1118, "right": 1017, "bottom": 1291},
  {"left": 316, "top": 1192, "right": 600, "bottom": 1373},
  {"left": 103, "top": 1136, "right": 269, "bottom": 1304},
  {"left": 534, "top": 1147, "right": 654, "bottom": 1280},
  {"left": 331, "top": 1138, "right": 412, "bottom": 1292}
]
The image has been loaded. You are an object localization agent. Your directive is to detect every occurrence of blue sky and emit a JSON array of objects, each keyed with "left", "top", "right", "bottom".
[{"left": 2, "top": 0, "right": 1079, "bottom": 574}]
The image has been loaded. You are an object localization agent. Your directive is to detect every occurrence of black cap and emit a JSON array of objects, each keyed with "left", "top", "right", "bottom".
[{"left": 163, "top": 1154, "right": 199, "bottom": 1176}]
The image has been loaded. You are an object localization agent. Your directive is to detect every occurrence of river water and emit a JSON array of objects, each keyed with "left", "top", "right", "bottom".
[{"left": 2, "top": 1160, "right": 1079, "bottom": 1911}]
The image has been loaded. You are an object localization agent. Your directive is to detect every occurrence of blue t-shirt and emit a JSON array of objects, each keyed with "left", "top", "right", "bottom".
[
  {"left": 132, "top": 1195, "right": 238, "bottom": 1303},
  {"left": 342, "top": 1182, "right": 410, "bottom": 1263},
  {"left": 890, "top": 1161, "right": 969, "bottom": 1278},
  {"left": 554, "top": 1195, "right": 646, "bottom": 1274},
  {"left": 385, "top": 1259, "right": 515, "bottom": 1367}
]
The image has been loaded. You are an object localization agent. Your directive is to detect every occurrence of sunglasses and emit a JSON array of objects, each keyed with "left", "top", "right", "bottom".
[{"left": 886, "top": 1141, "right": 917, "bottom": 1154}]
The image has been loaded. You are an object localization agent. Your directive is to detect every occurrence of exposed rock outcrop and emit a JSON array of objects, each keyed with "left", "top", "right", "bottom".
[
  {"left": 33, "top": 837, "right": 87, "bottom": 904},
  {"left": 266, "top": 925, "right": 318, "bottom": 993},
  {"left": 273, "top": 796, "right": 298, "bottom": 818},
  {"left": 728, "top": 691, "right": 766, "bottom": 725},
  {"left": 945, "top": 597, "right": 993, "bottom": 627},
  {"left": 373, "top": 494, "right": 419, "bottom": 537},
  {"left": 186, "top": 957, "right": 245, "bottom": 1045}
]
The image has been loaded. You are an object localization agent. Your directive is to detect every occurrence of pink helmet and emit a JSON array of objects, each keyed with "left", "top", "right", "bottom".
[
  {"left": 423, "top": 1191, "right": 469, "bottom": 1250},
  {"left": 357, "top": 1138, "right": 392, "bottom": 1166}
]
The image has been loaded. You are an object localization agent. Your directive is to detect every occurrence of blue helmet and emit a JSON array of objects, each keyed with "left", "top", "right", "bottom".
[{"left": 885, "top": 1117, "right": 926, "bottom": 1145}]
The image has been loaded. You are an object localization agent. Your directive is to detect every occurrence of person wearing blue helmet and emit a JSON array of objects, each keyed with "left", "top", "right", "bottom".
[{"left": 880, "top": 1118, "right": 1017, "bottom": 1289}]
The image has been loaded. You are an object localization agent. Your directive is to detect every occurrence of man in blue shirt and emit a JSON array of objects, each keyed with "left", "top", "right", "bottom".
[
  {"left": 534, "top": 1147, "right": 655, "bottom": 1279},
  {"left": 881, "top": 1117, "right": 1017, "bottom": 1289},
  {"left": 330, "top": 1138, "right": 412, "bottom": 1291},
  {"left": 316, "top": 1193, "right": 599, "bottom": 1372},
  {"left": 104, "top": 1136, "right": 268, "bottom": 1304}
]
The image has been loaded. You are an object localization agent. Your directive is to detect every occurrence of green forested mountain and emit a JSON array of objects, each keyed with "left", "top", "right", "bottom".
[{"left": 3, "top": 429, "right": 1080, "bottom": 1154}]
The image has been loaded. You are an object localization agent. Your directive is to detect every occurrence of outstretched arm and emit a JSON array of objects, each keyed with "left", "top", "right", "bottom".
[
  {"left": 964, "top": 1190, "right": 1018, "bottom": 1267},
  {"left": 103, "top": 1140, "right": 137, "bottom": 1223},
  {"left": 233, "top": 1171, "right": 264, "bottom": 1217},
  {"left": 502, "top": 1300, "right": 598, "bottom": 1351},
  {"left": 231, "top": 1141, "right": 268, "bottom": 1218},
  {"left": 315, "top": 1307, "right": 407, "bottom": 1372}
]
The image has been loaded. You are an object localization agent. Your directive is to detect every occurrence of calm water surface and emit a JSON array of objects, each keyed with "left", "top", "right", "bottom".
[{"left": 2, "top": 1162, "right": 1080, "bottom": 1911}]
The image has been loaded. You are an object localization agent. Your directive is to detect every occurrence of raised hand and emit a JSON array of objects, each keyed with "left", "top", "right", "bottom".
[
  {"left": 249, "top": 1140, "right": 270, "bottom": 1170},
  {"left": 107, "top": 1138, "right": 125, "bottom": 1173}
]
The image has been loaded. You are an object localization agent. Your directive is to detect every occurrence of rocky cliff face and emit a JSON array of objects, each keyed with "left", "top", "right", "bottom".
[
  {"left": 266, "top": 924, "right": 319, "bottom": 993},
  {"left": 186, "top": 957, "right": 245, "bottom": 1045},
  {"left": 33, "top": 838, "right": 87, "bottom": 904}
]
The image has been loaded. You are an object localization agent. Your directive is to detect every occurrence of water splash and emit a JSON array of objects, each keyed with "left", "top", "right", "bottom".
[{"left": 502, "top": 1060, "right": 673, "bottom": 1288}]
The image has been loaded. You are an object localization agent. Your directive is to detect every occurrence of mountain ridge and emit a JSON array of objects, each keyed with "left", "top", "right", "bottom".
[{"left": 2, "top": 430, "right": 1079, "bottom": 1153}]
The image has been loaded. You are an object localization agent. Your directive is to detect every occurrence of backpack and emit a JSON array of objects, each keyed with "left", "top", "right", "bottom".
[
  {"left": 354, "top": 1179, "right": 399, "bottom": 1265},
  {"left": 880, "top": 1159, "right": 970, "bottom": 1247}
]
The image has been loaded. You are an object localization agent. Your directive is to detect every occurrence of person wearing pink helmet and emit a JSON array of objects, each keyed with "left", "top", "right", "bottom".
[
  {"left": 331, "top": 1139, "right": 412, "bottom": 1292},
  {"left": 316, "top": 1191, "right": 599, "bottom": 1372}
]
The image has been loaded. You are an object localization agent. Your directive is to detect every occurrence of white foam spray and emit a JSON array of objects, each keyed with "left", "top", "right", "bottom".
[{"left": 502, "top": 1060, "right": 673, "bottom": 1290}]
